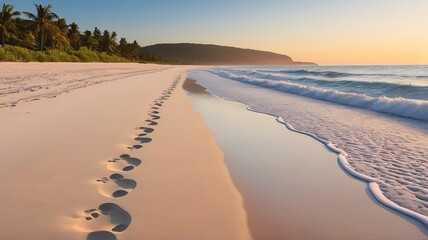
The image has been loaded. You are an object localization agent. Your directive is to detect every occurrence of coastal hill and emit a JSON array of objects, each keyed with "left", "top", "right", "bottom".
[{"left": 141, "top": 43, "right": 316, "bottom": 65}]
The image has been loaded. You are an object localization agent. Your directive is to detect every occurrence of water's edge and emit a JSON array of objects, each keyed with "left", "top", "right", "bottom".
[
  {"left": 189, "top": 76, "right": 428, "bottom": 230},
  {"left": 274, "top": 116, "right": 428, "bottom": 228}
]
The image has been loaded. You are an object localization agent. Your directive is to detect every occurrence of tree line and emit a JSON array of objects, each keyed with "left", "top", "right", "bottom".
[{"left": 0, "top": 3, "right": 142, "bottom": 61}]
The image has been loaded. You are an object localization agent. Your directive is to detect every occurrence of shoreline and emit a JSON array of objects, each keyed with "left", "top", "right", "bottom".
[
  {"left": 184, "top": 77, "right": 428, "bottom": 239},
  {"left": 276, "top": 117, "right": 428, "bottom": 229},
  {"left": 1, "top": 62, "right": 426, "bottom": 239},
  {"left": 189, "top": 68, "right": 428, "bottom": 226}
]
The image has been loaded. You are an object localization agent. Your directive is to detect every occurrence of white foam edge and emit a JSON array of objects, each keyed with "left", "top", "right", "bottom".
[
  {"left": 276, "top": 116, "right": 428, "bottom": 228},
  {"left": 369, "top": 182, "right": 428, "bottom": 226},
  {"left": 188, "top": 74, "right": 428, "bottom": 228}
]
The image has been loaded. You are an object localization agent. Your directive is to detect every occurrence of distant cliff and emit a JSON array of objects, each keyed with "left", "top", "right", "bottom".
[{"left": 140, "top": 43, "right": 316, "bottom": 65}]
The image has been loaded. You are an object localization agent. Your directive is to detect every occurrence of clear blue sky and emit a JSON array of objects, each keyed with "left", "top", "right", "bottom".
[{"left": 8, "top": 0, "right": 428, "bottom": 65}]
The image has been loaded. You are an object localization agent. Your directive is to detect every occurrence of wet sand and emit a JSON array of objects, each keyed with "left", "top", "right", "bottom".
[{"left": 184, "top": 78, "right": 428, "bottom": 240}]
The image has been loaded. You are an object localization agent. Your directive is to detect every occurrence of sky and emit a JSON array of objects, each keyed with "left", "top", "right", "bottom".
[{"left": 9, "top": 0, "right": 428, "bottom": 65}]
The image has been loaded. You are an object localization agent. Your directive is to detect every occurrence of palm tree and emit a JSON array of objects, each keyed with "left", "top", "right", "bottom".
[
  {"left": 100, "top": 30, "right": 117, "bottom": 54},
  {"left": 92, "top": 27, "right": 102, "bottom": 51},
  {"left": 23, "top": 4, "right": 59, "bottom": 50},
  {"left": 118, "top": 38, "right": 140, "bottom": 60},
  {"left": 81, "top": 30, "right": 93, "bottom": 49},
  {"left": 130, "top": 40, "right": 141, "bottom": 61},
  {"left": 22, "top": 31, "right": 36, "bottom": 48},
  {"left": 118, "top": 37, "right": 128, "bottom": 56},
  {"left": 0, "top": 4, "right": 20, "bottom": 46},
  {"left": 52, "top": 18, "right": 69, "bottom": 49},
  {"left": 68, "top": 22, "right": 80, "bottom": 50},
  {"left": 56, "top": 18, "right": 67, "bottom": 33}
]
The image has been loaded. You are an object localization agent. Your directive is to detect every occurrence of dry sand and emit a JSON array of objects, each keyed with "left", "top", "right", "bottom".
[{"left": 0, "top": 63, "right": 251, "bottom": 240}]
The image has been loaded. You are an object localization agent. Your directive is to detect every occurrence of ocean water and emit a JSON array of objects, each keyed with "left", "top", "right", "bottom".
[
  {"left": 188, "top": 65, "right": 428, "bottom": 226},
  {"left": 206, "top": 66, "right": 428, "bottom": 121}
]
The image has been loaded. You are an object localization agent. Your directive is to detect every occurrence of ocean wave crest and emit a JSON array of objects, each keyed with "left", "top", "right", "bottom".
[
  {"left": 254, "top": 68, "right": 428, "bottom": 80},
  {"left": 227, "top": 69, "right": 428, "bottom": 100},
  {"left": 209, "top": 69, "right": 428, "bottom": 122}
]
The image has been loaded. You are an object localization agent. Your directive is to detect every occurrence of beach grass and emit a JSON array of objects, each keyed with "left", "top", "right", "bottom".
[{"left": 0, "top": 45, "right": 129, "bottom": 62}]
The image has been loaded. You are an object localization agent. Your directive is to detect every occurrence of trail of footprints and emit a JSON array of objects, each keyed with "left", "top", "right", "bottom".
[{"left": 77, "top": 80, "right": 179, "bottom": 240}]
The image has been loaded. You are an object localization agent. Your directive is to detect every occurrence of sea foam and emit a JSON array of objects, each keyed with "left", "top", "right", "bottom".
[
  {"left": 189, "top": 67, "right": 428, "bottom": 229},
  {"left": 209, "top": 69, "right": 428, "bottom": 122},
  {"left": 277, "top": 117, "right": 428, "bottom": 228}
]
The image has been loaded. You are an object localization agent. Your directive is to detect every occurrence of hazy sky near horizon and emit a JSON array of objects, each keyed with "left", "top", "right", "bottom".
[{"left": 9, "top": 0, "right": 428, "bottom": 65}]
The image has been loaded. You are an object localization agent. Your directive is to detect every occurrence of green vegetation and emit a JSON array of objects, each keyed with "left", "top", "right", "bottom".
[
  {"left": 0, "top": 3, "right": 153, "bottom": 62},
  {"left": 0, "top": 3, "right": 314, "bottom": 64},
  {"left": 0, "top": 45, "right": 128, "bottom": 62}
]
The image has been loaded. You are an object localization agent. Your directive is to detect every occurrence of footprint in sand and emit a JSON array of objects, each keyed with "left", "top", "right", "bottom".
[
  {"left": 127, "top": 144, "right": 143, "bottom": 150},
  {"left": 135, "top": 136, "right": 152, "bottom": 144},
  {"left": 150, "top": 114, "right": 161, "bottom": 120},
  {"left": 145, "top": 119, "right": 158, "bottom": 126},
  {"left": 96, "top": 173, "right": 137, "bottom": 198},
  {"left": 87, "top": 231, "right": 117, "bottom": 240},
  {"left": 78, "top": 203, "right": 131, "bottom": 240},
  {"left": 107, "top": 154, "right": 142, "bottom": 172},
  {"left": 140, "top": 127, "right": 154, "bottom": 133}
]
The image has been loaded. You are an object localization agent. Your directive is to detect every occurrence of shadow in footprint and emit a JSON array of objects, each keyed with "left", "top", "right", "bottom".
[
  {"left": 150, "top": 114, "right": 160, "bottom": 120},
  {"left": 97, "top": 175, "right": 136, "bottom": 198},
  {"left": 99, "top": 203, "right": 131, "bottom": 232},
  {"left": 97, "top": 174, "right": 137, "bottom": 198},
  {"left": 135, "top": 136, "right": 152, "bottom": 144},
  {"left": 140, "top": 127, "right": 154, "bottom": 133},
  {"left": 127, "top": 144, "right": 142, "bottom": 150},
  {"left": 82, "top": 203, "right": 131, "bottom": 237},
  {"left": 145, "top": 120, "right": 158, "bottom": 126},
  {"left": 107, "top": 154, "right": 142, "bottom": 172},
  {"left": 87, "top": 231, "right": 117, "bottom": 240}
]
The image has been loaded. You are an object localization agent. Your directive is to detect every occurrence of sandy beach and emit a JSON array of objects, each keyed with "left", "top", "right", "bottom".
[
  {"left": 0, "top": 63, "right": 250, "bottom": 240},
  {"left": 1, "top": 63, "right": 427, "bottom": 240},
  {"left": 1, "top": 1, "right": 426, "bottom": 239}
]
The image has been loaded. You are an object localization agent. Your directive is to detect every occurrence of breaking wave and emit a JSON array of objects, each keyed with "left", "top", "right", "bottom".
[{"left": 209, "top": 69, "right": 428, "bottom": 122}]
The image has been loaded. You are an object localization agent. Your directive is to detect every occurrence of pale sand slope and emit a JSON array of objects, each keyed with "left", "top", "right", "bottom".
[{"left": 0, "top": 63, "right": 250, "bottom": 240}]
